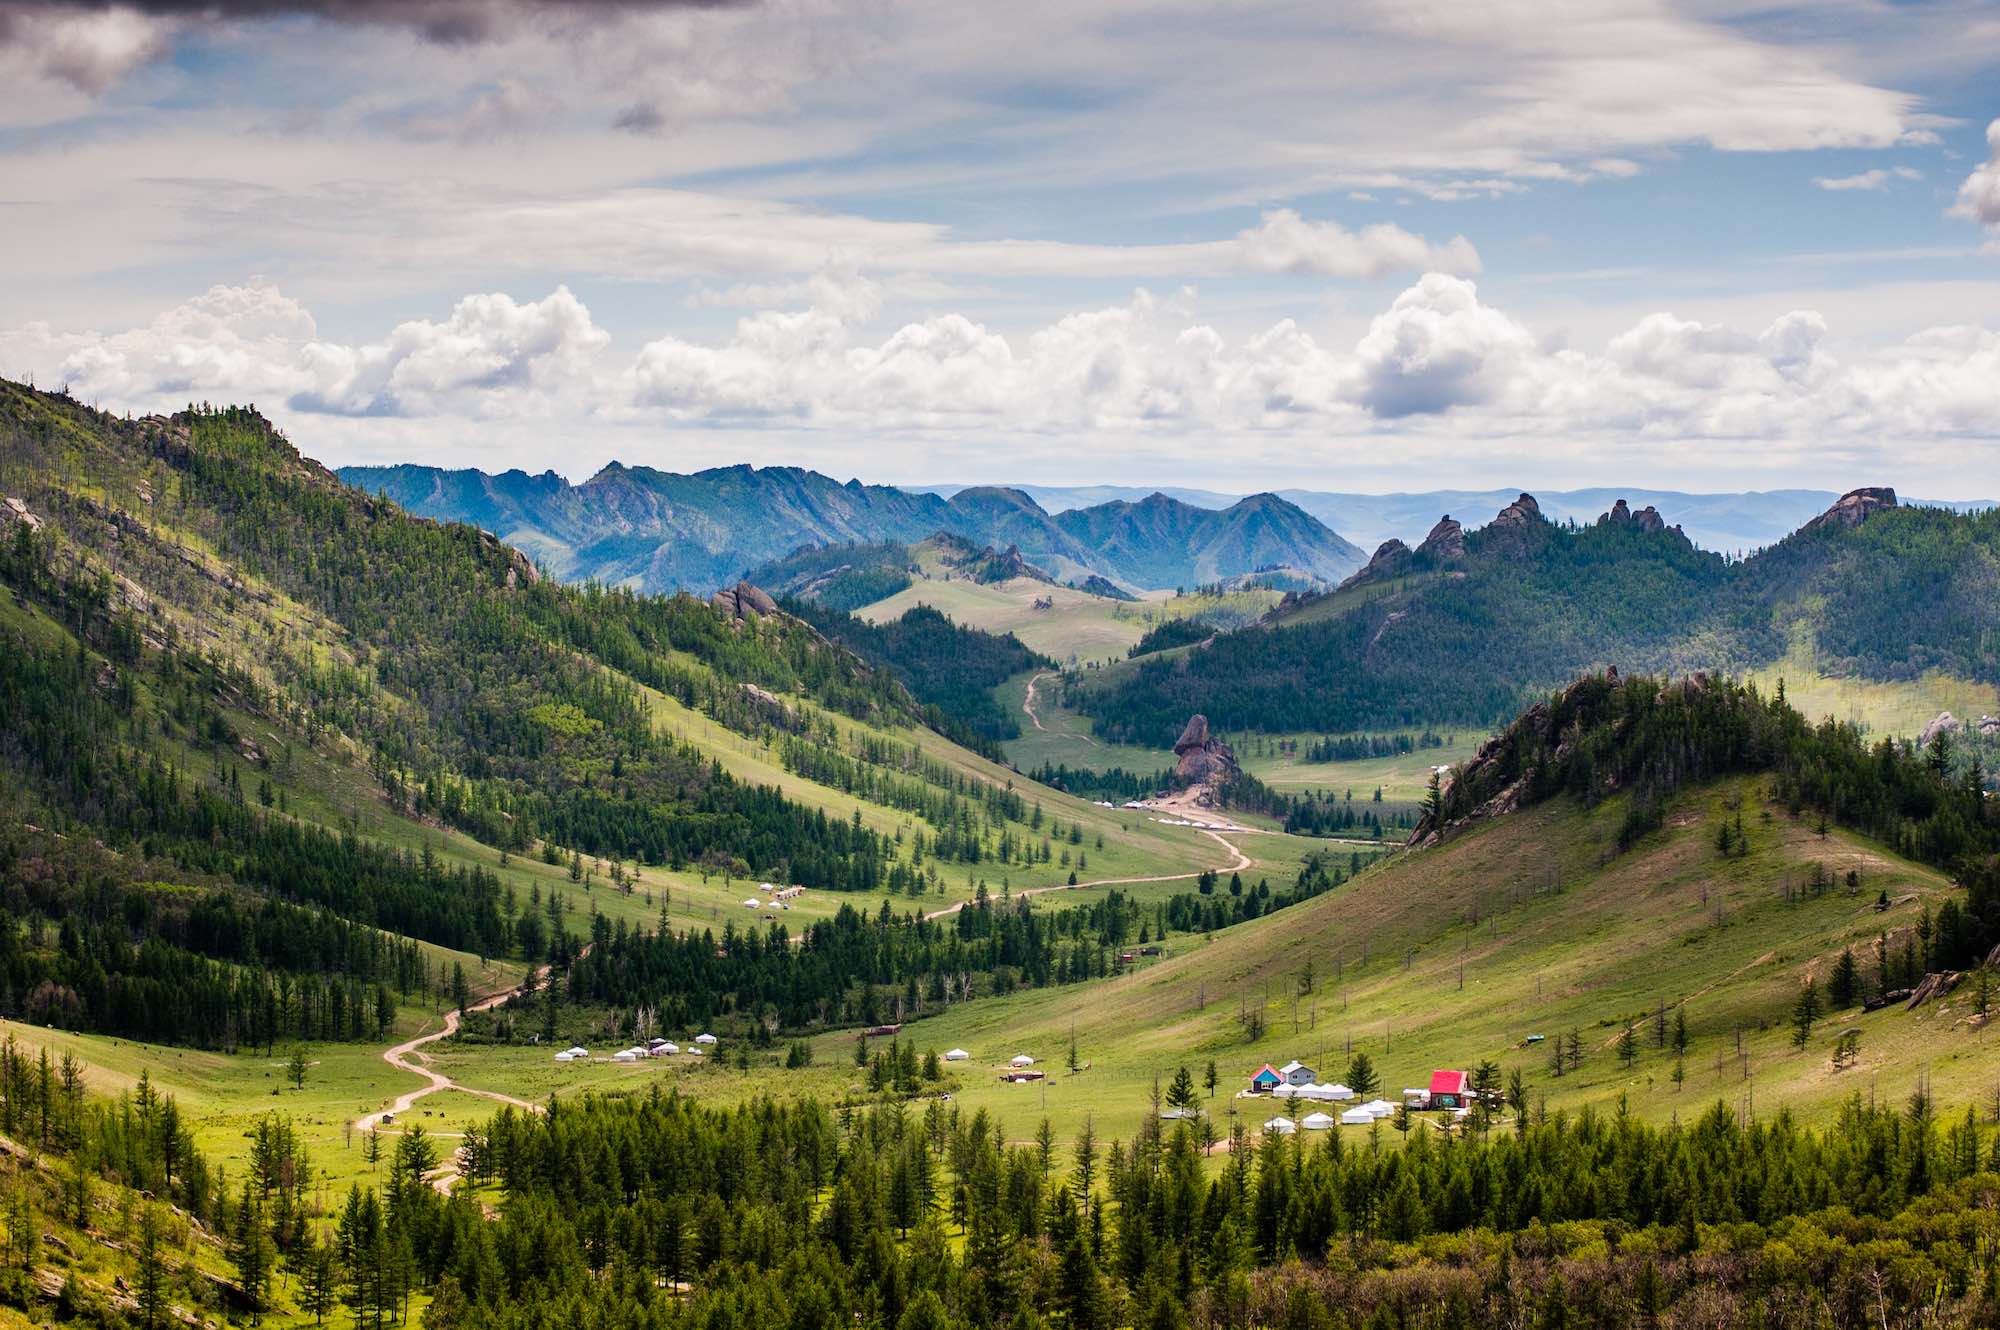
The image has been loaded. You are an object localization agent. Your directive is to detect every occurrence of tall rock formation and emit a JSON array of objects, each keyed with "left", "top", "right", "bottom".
[{"left": 1173, "top": 714, "right": 1239, "bottom": 786}]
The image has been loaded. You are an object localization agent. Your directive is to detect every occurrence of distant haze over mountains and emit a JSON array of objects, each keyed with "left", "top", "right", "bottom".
[
  {"left": 338, "top": 462, "right": 1366, "bottom": 595},
  {"left": 919, "top": 485, "right": 1997, "bottom": 557}
]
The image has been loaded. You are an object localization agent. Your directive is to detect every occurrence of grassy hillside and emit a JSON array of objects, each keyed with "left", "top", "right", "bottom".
[
  {"left": 1076, "top": 490, "right": 2000, "bottom": 743},
  {"left": 874, "top": 775, "right": 1981, "bottom": 1149},
  {"left": 861, "top": 576, "right": 1282, "bottom": 669}
]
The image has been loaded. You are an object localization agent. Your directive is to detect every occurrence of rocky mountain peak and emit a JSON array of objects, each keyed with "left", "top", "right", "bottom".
[
  {"left": 1804, "top": 487, "right": 1898, "bottom": 533},
  {"left": 1601, "top": 498, "right": 1669, "bottom": 533},
  {"left": 1334, "top": 538, "right": 1412, "bottom": 591},
  {"left": 1418, "top": 515, "right": 1466, "bottom": 560},
  {"left": 1489, "top": 493, "right": 1543, "bottom": 530}
]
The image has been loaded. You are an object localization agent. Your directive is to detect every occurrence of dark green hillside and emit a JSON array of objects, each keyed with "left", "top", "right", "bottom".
[
  {"left": 748, "top": 540, "right": 914, "bottom": 610},
  {"left": 1077, "top": 490, "right": 2000, "bottom": 742},
  {"left": 1738, "top": 500, "right": 2000, "bottom": 680},
  {"left": 786, "top": 602, "right": 1050, "bottom": 749},
  {"left": 0, "top": 381, "right": 975, "bottom": 1044},
  {"left": 1416, "top": 671, "right": 1998, "bottom": 891},
  {"left": 1079, "top": 499, "right": 1729, "bottom": 738}
]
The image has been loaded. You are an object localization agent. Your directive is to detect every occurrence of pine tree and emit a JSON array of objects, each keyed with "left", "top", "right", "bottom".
[
  {"left": 135, "top": 1204, "right": 167, "bottom": 1330},
  {"left": 1617, "top": 1022, "right": 1638, "bottom": 1069},
  {"left": 299, "top": 1234, "right": 339, "bottom": 1325},
  {"left": 1791, "top": 978, "right": 1821, "bottom": 1050},
  {"left": 230, "top": 1182, "right": 276, "bottom": 1320},
  {"left": 1346, "top": 1052, "right": 1379, "bottom": 1099},
  {"left": 1166, "top": 1065, "right": 1199, "bottom": 1114},
  {"left": 1829, "top": 949, "right": 1860, "bottom": 1009}
]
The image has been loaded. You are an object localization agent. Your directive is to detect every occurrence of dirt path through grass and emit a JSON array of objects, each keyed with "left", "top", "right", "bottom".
[
  {"left": 1023, "top": 670, "right": 1095, "bottom": 743},
  {"left": 922, "top": 827, "right": 1251, "bottom": 921},
  {"left": 357, "top": 964, "right": 563, "bottom": 1135}
]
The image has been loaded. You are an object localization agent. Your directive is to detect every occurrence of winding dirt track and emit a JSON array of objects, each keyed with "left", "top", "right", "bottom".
[
  {"left": 922, "top": 826, "right": 1252, "bottom": 922},
  {"left": 1022, "top": 671, "right": 1096, "bottom": 744},
  {"left": 355, "top": 969, "right": 547, "bottom": 1135}
]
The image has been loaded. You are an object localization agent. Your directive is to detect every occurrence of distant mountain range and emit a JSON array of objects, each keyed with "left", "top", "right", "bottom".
[
  {"left": 920, "top": 484, "right": 1996, "bottom": 556},
  {"left": 338, "top": 463, "right": 1367, "bottom": 594}
]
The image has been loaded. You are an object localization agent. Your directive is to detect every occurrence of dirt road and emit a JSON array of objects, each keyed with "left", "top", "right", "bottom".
[
  {"left": 1022, "top": 671, "right": 1095, "bottom": 743},
  {"left": 922, "top": 826, "right": 1252, "bottom": 921},
  {"left": 355, "top": 970, "right": 545, "bottom": 1135}
]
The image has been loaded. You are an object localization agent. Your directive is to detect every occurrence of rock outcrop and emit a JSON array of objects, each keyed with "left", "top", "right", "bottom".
[
  {"left": 711, "top": 581, "right": 779, "bottom": 621},
  {"left": 1919, "top": 711, "right": 1962, "bottom": 748},
  {"left": 1803, "top": 487, "right": 1897, "bottom": 533},
  {"left": 1979, "top": 715, "right": 2000, "bottom": 736},
  {"left": 1173, "top": 714, "right": 1239, "bottom": 786},
  {"left": 1, "top": 496, "right": 43, "bottom": 532},
  {"left": 1418, "top": 515, "right": 1466, "bottom": 561},
  {"left": 1336, "top": 538, "right": 1412, "bottom": 590},
  {"left": 1600, "top": 498, "right": 1669, "bottom": 533},
  {"left": 1488, "top": 493, "right": 1544, "bottom": 532}
]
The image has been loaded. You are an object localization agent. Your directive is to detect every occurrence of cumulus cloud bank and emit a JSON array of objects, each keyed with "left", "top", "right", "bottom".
[
  {"left": 0, "top": 280, "right": 610, "bottom": 419},
  {"left": 13, "top": 273, "right": 1999, "bottom": 467}
]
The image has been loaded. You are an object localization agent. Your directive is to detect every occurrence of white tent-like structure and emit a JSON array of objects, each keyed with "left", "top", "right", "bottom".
[
  {"left": 1262, "top": 1117, "right": 1297, "bottom": 1135},
  {"left": 1361, "top": 1098, "right": 1399, "bottom": 1118},
  {"left": 653, "top": 1042, "right": 679, "bottom": 1056},
  {"left": 944, "top": 1049, "right": 971, "bottom": 1061},
  {"left": 1340, "top": 1106, "right": 1375, "bottom": 1125},
  {"left": 554, "top": 1051, "right": 576, "bottom": 1062},
  {"left": 1301, "top": 1112, "right": 1336, "bottom": 1131},
  {"left": 1010, "top": 1053, "right": 1035, "bottom": 1068},
  {"left": 1271, "top": 1082, "right": 1298, "bottom": 1099},
  {"left": 742, "top": 899, "right": 763, "bottom": 908},
  {"left": 1321, "top": 1083, "right": 1355, "bottom": 1101},
  {"left": 695, "top": 1033, "right": 718, "bottom": 1045},
  {"left": 613, "top": 1048, "right": 640, "bottom": 1063}
]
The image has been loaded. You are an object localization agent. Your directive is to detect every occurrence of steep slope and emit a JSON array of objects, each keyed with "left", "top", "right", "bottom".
[
  {"left": 941, "top": 486, "right": 1101, "bottom": 581},
  {"left": 1076, "top": 487, "right": 2000, "bottom": 741},
  {"left": 0, "top": 379, "right": 1236, "bottom": 1050}
]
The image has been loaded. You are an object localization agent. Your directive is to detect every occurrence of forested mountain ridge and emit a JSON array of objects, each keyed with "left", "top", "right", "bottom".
[
  {"left": 339, "top": 460, "right": 1366, "bottom": 594},
  {"left": 1074, "top": 487, "right": 2000, "bottom": 741},
  {"left": 1, "top": 379, "right": 1177, "bottom": 1049}
]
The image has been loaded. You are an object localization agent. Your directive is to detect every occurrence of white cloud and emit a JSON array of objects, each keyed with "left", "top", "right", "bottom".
[
  {"left": 1951, "top": 119, "right": 2000, "bottom": 239},
  {"left": 0, "top": 281, "right": 609, "bottom": 420},
  {"left": 626, "top": 282, "right": 1350, "bottom": 430},
  {"left": 1348, "top": 274, "right": 1538, "bottom": 417},
  {"left": 1813, "top": 166, "right": 1921, "bottom": 191},
  {"left": 0, "top": 279, "right": 316, "bottom": 405},
  {"left": 8, "top": 274, "right": 1999, "bottom": 490},
  {"left": 1226, "top": 211, "right": 1480, "bottom": 279},
  {"left": 292, "top": 286, "right": 609, "bottom": 416},
  {"left": 0, "top": 5, "right": 178, "bottom": 93}
]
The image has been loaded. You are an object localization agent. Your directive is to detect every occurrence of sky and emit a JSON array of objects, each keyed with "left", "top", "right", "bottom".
[{"left": 2, "top": 0, "right": 1999, "bottom": 497}]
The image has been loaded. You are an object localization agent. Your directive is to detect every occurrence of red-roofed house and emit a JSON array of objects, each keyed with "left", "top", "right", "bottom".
[
  {"left": 1428, "top": 1070, "right": 1469, "bottom": 1110},
  {"left": 1249, "top": 1064, "right": 1283, "bottom": 1094}
]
